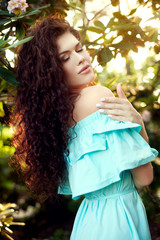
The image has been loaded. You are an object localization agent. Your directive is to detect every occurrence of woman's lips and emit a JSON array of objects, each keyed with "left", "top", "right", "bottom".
[{"left": 78, "top": 65, "right": 91, "bottom": 74}]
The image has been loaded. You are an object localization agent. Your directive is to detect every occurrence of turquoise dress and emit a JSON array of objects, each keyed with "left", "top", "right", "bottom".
[{"left": 58, "top": 110, "right": 158, "bottom": 240}]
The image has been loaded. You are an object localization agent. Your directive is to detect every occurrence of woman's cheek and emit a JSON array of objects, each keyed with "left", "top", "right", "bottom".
[{"left": 86, "top": 51, "right": 92, "bottom": 63}]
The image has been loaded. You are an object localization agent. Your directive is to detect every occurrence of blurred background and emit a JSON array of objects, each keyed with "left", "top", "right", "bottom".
[{"left": 0, "top": 0, "right": 160, "bottom": 239}]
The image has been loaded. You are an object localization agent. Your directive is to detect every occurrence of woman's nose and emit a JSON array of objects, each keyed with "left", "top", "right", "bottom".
[{"left": 73, "top": 51, "right": 85, "bottom": 65}]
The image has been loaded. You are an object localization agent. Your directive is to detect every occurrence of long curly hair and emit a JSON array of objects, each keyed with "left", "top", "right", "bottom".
[{"left": 10, "top": 16, "right": 81, "bottom": 202}]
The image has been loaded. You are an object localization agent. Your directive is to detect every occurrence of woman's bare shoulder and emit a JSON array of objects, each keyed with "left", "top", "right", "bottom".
[
  {"left": 73, "top": 85, "right": 114, "bottom": 123},
  {"left": 83, "top": 85, "right": 114, "bottom": 97},
  {"left": 79, "top": 85, "right": 114, "bottom": 103}
]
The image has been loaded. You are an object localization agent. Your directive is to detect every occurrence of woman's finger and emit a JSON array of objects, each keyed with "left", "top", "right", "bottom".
[
  {"left": 108, "top": 115, "right": 132, "bottom": 122},
  {"left": 99, "top": 108, "right": 126, "bottom": 116},
  {"left": 116, "top": 83, "right": 127, "bottom": 99},
  {"left": 100, "top": 97, "right": 128, "bottom": 104},
  {"left": 96, "top": 102, "right": 129, "bottom": 110},
  {"left": 98, "top": 110, "right": 132, "bottom": 122}
]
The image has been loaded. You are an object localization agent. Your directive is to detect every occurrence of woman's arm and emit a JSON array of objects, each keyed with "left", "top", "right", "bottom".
[
  {"left": 131, "top": 163, "right": 153, "bottom": 189},
  {"left": 96, "top": 83, "right": 149, "bottom": 142},
  {"left": 79, "top": 85, "right": 153, "bottom": 189},
  {"left": 96, "top": 84, "right": 153, "bottom": 188}
]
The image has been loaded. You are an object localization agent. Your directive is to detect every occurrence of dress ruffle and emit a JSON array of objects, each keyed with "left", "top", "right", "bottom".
[{"left": 58, "top": 111, "right": 158, "bottom": 200}]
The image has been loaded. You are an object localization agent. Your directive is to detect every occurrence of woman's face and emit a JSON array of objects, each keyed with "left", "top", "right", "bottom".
[{"left": 56, "top": 32, "right": 95, "bottom": 93}]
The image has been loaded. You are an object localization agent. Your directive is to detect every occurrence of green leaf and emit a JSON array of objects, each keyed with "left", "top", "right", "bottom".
[
  {"left": 113, "top": 12, "right": 123, "bottom": 19},
  {"left": 24, "top": 4, "right": 51, "bottom": 16},
  {"left": 25, "top": 0, "right": 37, "bottom": 3},
  {"left": 106, "top": 17, "right": 115, "bottom": 28},
  {"left": 24, "top": 9, "right": 41, "bottom": 16},
  {"left": 133, "top": 16, "right": 142, "bottom": 24},
  {"left": 150, "top": 30, "right": 158, "bottom": 42},
  {"left": 0, "top": 38, "right": 11, "bottom": 48},
  {"left": 33, "top": 4, "right": 51, "bottom": 10},
  {"left": 16, "top": 22, "right": 25, "bottom": 40},
  {"left": 154, "top": 45, "right": 160, "bottom": 54},
  {"left": 4, "top": 28, "right": 12, "bottom": 40},
  {"left": 147, "top": 11, "right": 160, "bottom": 21},
  {"left": 128, "top": 8, "right": 137, "bottom": 16},
  {"left": 128, "top": 96, "right": 136, "bottom": 103},
  {"left": 84, "top": 41, "right": 99, "bottom": 46},
  {"left": 87, "top": 26, "right": 104, "bottom": 34},
  {"left": 2, "top": 181, "right": 14, "bottom": 190},
  {"left": 132, "top": 46, "right": 138, "bottom": 52},
  {"left": 94, "top": 20, "right": 105, "bottom": 30},
  {"left": 112, "top": 41, "right": 134, "bottom": 49},
  {"left": 0, "top": 79, "right": 7, "bottom": 94},
  {"left": 11, "top": 4, "right": 50, "bottom": 20},
  {"left": 88, "top": 48, "right": 100, "bottom": 59},
  {"left": 0, "top": 66, "right": 18, "bottom": 86},
  {"left": 0, "top": 11, "right": 14, "bottom": 16},
  {"left": 0, "top": 102, "right": 5, "bottom": 117},
  {"left": 0, "top": 18, "right": 11, "bottom": 26},
  {"left": 147, "top": 29, "right": 158, "bottom": 42},
  {"left": 11, "top": 15, "right": 25, "bottom": 20},
  {"left": 22, "top": 18, "right": 36, "bottom": 26},
  {"left": 100, "top": 47, "right": 113, "bottom": 63},
  {"left": 105, "top": 77, "right": 118, "bottom": 87},
  {"left": 2, "top": 36, "right": 34, "bottom": 51},
  {"left": 112, "top": 23, "right": 137, "bottom": 31},
  {"left": 111, "top": 0, "right": 119, "bottom": 6}
]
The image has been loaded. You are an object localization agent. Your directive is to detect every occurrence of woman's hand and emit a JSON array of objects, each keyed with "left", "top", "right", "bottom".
[
  {"left": 96, "top": 83, "right": 149, "bottom": 142},
  {"left": 96, "top": 83, "right": 143, "bottom": 126}
]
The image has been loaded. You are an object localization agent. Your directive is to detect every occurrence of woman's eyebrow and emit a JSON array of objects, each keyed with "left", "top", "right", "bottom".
[{"left": 59, "top": 42, "right": 81, "bottom": 56}]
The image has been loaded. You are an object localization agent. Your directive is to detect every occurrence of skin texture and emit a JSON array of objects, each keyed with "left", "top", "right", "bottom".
[
  {"left": 56, "top": 33, "right": 153, "bottom": 190},
  {"left": 96, "top": 83, "right": 149, "bottom": 143},
  {"left": 57, "top": 32, "right": 149, "bottom": 144},
  {"left": 56, "top": 32, "right": 95, "bottom": 93},
  {"left": 12, "top": 16, "right": 153, "bottom": 202},
  {"left": 72, "top": 85, "right": 153, "bottom": 190}
]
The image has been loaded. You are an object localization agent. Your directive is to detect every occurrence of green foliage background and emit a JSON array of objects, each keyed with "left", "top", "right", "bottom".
[{"left": 0, "top": 0, "right": 160, "bottom": 239}]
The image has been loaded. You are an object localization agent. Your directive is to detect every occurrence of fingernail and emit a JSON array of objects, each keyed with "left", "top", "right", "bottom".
[
  {"left": 99, "top": 109, "right": 104, "bottom": 113},
  {"left": 100, "top": 98, "right": 106, "bottom": 102},
  {"left": 96, "top": 103, "right": 101, "bottom": 107}
]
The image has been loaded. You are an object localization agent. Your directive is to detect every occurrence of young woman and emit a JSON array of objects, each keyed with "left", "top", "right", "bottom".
[{"left": 11, "top": 16, "right": 158, "bottom": 240}]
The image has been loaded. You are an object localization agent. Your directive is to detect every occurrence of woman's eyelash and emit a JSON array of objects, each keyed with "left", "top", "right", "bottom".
[
  {"left": 61, "top": 47, "right": 84, "bottom": 62},
  {"left": 62, "top": 57, "right": 70, "bottom": 62},
  {"left": 76, "top": 48, "right": 83, "bottom": 52}
]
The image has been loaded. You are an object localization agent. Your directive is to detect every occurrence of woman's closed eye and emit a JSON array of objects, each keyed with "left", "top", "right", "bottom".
[
  {"left": 61, "top": 48, "right": 84, "bottom": 62},
  {"left": 61, "top": 44, "right": 84, "bottom": 62},
  {"left": 61, "top": 56, "right": 70, "bottom": 62},
  {"left": 76, "top": 47, "right": 83, "bottom": 52}
]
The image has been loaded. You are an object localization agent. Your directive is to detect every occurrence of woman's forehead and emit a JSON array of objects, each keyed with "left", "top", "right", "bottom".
[{"left": 56, "top": 32, "right": 79, "bottom": 53}]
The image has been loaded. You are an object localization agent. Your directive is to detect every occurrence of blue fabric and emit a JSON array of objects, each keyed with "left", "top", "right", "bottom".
[{"left": 58, "top": 110, "right": 158, "bottom": 240}]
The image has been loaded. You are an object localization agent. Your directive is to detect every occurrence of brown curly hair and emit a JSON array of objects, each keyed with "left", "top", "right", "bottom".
[{"left": 10, "top": 16, "right": 81, "bottom": 202}]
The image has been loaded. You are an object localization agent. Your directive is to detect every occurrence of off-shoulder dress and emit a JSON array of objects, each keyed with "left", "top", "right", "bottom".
[{"left": 58, "top": 110, "right": 158, "bottom": 240}]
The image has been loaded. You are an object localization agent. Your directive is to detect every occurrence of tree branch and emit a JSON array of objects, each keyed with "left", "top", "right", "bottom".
[
  {"left": 67, "top": 4, "right": 83, "bottom": 13},
  {"left": 90, "top": 3, "right": 110, "bottom": 21},
  {"left": 80, "top": 0, "right": 89, "bottom": 43}
]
